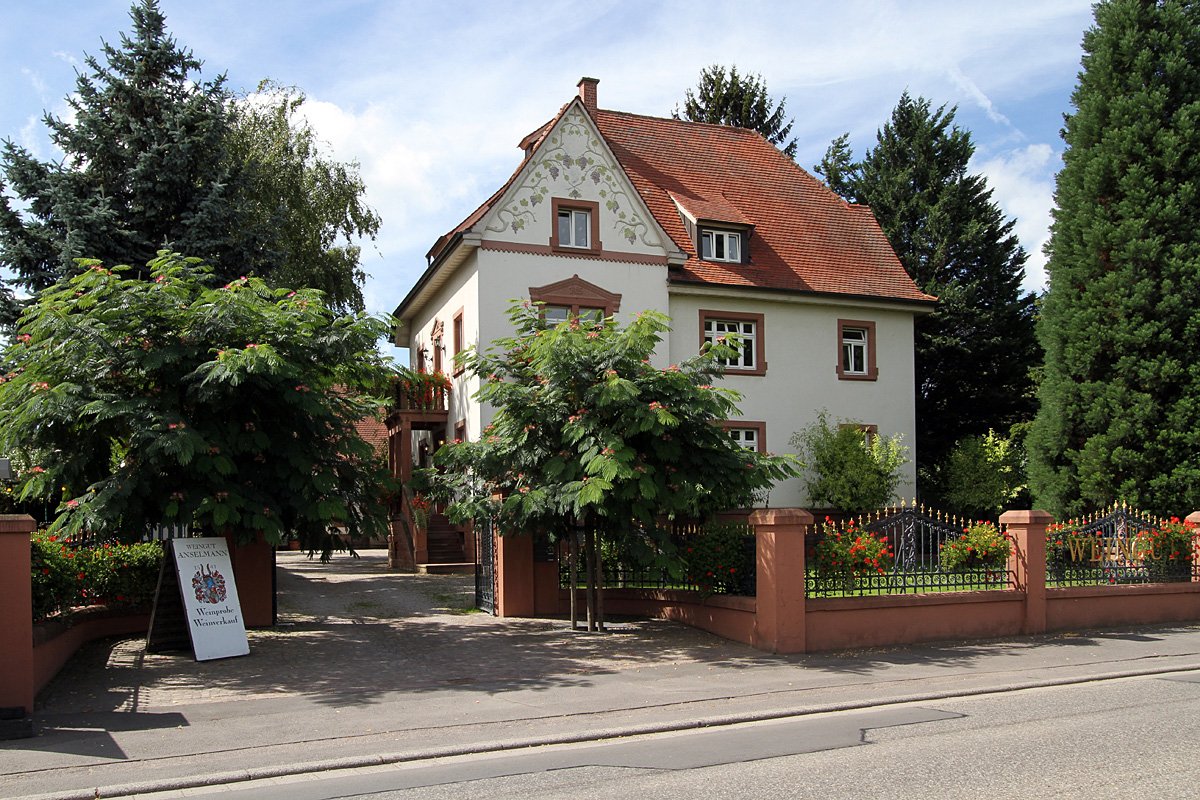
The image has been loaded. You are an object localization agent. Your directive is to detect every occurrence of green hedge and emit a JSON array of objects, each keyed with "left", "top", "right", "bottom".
[{"left": 31, "top": 533, "right": 164, "bottom": 622}]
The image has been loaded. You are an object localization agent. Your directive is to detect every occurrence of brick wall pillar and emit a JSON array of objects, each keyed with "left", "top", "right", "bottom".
[
  {"left": 0, "top": 515, "right": 37, "bottom": 718},
  {"left": 1001, "top": 509, "right": 1052, "bottom": 635},
  {"left": 223, "top": 532, "right": 276, "bottom": 628},
  {"left": 494, "top": 532, "right": 535, "bottom": 617},
  {"left": 750, "top": 508, "right": 812, "bottom": 654}
]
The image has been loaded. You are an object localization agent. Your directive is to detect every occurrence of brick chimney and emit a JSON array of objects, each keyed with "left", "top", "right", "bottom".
[{"left": 577, "top": 77, "right": 599, "bottom": 111}]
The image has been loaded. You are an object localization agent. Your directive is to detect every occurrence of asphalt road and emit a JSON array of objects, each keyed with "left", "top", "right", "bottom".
[{"left": 133, "top": 670, "right": 1200, "bottom": 800}]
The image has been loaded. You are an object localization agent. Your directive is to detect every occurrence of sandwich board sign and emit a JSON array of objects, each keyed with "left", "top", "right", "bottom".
[{"left": 147, "top": 538, "right": 249, "bottom": 661}]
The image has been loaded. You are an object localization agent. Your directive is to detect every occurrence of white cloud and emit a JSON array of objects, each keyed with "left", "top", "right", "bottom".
[
  {"left": 20, "top": 67, "right": 47, "bottom": 96},
  {"left": 1, "top": 0, "right": 1095, "bottom": 320},
  {"left": 946, "top": 67, "right": 1014, "bottom": 128},
  {"left": 973, "top": 143, "right": 1059, "bottom": 293}
]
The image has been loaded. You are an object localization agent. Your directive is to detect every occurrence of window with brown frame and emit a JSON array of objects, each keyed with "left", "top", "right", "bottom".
[
  {"left": 722, "top": 420, "right": 767, "bottom": 453},
  {"left": 837, "top": 319, "right": 878, "bottom": 381},
  {"left": 454, "top": 420, "right": 467, "bottom": 444},
  {"left": 550, "top": 198, "right": 602, "bottom": 255},
  {"left": 452, "top": 308, "right": 465, "bottom": 375},
  {"left": 700, "top": 309, "right": 766, "bottom": 376}
]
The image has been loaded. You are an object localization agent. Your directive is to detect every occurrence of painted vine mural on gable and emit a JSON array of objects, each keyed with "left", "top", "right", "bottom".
[{"left": 487, "top": 108, "right": 661, "bottom": 249}]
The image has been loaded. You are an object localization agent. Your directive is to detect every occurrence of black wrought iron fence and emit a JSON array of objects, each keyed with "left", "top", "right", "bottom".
[
  {"left": 558, "top": 520, "right": 756, "bottom": 597},
  {"left": 806, "top": 504, "right": 1014, "bottom": 598},
  {"left": 474, "top": 516, "right": 496, "bottom": 614},
  {"left": 1047, "top": 503, "right": 1198, "bottom": 586}
]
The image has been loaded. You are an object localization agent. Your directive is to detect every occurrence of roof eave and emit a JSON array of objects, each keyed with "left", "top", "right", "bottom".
[
  {"left": 668, "top": 276, "right": 938, "bottom": 314},
  {"left": 392, "top": 232, "right": 482, "bottom": 345}
]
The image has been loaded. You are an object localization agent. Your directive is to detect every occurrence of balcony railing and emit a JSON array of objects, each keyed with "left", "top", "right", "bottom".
[{"left": 392, "top": 375, "right": 449, "bottom": 413}]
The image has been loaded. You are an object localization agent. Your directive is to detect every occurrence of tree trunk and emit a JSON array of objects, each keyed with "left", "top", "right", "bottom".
[
  {"left": 584, "top": 528, "right": 597, "bottom": 632},
  {"left": 568, "top": 528, "right": 579, "bottom": 630},
  {"left": 595, "top": 535, "right": 606, "bottom": 632}
]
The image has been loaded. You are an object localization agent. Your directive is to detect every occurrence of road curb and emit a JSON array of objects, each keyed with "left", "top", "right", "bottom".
[{"left": 25, "top": 659, "right": 1200, "bottom": 800}]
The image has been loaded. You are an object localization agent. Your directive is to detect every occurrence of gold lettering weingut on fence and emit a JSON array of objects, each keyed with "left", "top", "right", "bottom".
[{"left": 1060, "top": 536, "right": 1164, "bottom": 562}]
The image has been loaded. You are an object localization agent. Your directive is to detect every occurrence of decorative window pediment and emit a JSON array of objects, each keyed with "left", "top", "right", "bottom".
[{"left": 529, "top": 274, "right": 622, "bottom": 317}]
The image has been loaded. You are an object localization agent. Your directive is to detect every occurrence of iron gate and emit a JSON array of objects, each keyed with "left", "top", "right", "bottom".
[{"left": 475, "top": 517, "right": 496, "bottom": 614}]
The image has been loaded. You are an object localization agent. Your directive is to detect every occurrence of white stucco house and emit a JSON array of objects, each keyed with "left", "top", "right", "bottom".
[{"left": 391, "top": 77, "right": 934, "bottom": 510}]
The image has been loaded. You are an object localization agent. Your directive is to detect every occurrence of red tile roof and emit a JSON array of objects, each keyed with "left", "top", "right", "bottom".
[
  {"left": 424, "top": 99, "right": 933, "bottom": 307},
  {"left": 354, "top": 414, "right": 389, "bottom": 456},
  {"left": 592, "top": 109, "right": 933, "bottom": 304}
]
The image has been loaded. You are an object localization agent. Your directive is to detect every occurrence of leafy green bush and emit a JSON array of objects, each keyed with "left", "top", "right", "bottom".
[
  {"left": 938, "top": 429, "right": 1026, "bottom": 519},
  {"left": 682, "top": 523, "right": 754, "bottom": 597},
  {"left": 30, "top": 533, "right": 164, "bottom": 622},
  {"left": 789, "top": 412, "right": 907, "bottom": 513},
  {"left": 75, "top": 542, "right": 164, "bottom": 608},
  {"left": 939, "top": 521, "right": 1012, "bottom": 572}
]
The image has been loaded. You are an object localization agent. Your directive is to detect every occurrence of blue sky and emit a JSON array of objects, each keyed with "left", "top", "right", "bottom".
[{"left": 2, "top": 0, "right": 1095, "bottom": 336}]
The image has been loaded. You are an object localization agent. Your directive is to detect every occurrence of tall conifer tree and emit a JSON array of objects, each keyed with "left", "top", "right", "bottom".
[
  {"left": 816, "top": 94, "right": 1040, "bottom": 500},
  {"left": 0, "top": 0, "right": 243, "bottom": 291},
  {"left": 0, "top": 1, "right": 378, "bottom": 314},
  {"left": 675, "top": 65, "right": 798, "bottom": 158},
  {"left": 1029, "top": 0, "right": 1200, "bottom": 517}
]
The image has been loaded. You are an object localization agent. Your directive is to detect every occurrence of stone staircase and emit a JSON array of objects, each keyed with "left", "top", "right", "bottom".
[{"left": 419, "top": 513, "right": 474, "bottom": 574}]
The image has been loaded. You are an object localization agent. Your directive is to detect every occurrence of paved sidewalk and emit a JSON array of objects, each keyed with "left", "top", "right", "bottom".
[{"left": 5, "top": 551, "right": 1200, "bottom": 800}]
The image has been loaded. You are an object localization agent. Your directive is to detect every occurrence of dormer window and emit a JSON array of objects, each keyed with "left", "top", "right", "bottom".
[{"left": 701, "top": 230, "right": 741, "bottom": 263}]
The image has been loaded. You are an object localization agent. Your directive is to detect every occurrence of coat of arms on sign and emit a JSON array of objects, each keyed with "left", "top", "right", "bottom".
[{"left": 192, "top": 564, "right": 227, "bottom": 604}]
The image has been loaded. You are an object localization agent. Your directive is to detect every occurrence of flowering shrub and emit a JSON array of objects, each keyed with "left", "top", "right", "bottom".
[
  {"left": 940, "top": 521, "right": 1011, "bottom": 572},
  {"left": 683, "top": 523, "right": 754, "bottom": 598},
  {"left": 30, "top": 532, "right": 164, "bottom": 622},
  {"left": 409, "top": 493, "right": 432, "bottom": 529},
  {"left": 1134, "top": 517, "right": 1198, "bottom": 579},
  {"left": 394, "top": 369, "right": 451, "bottom": 409},
  {"left": 31, "top": 533, "right": 77, "bottom": 622},
  {"left": 811, "top": 517, "right": 894, "bottom": 579}
]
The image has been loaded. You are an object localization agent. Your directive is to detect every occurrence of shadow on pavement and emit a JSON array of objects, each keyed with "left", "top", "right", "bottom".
[
  {"left": 34, "top": 552, "right": 766, "bottom": 713},
  {"left": 29, "top": 550, "right": 1200, "bottom": 716}
]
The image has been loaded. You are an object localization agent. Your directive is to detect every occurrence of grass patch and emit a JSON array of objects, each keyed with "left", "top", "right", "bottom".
[
  {"left": 346, "top": 600, "right": 382, "bottom": 611},
  {"left": 429, "top": 590, "right": 479, "bottom": 615}
]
